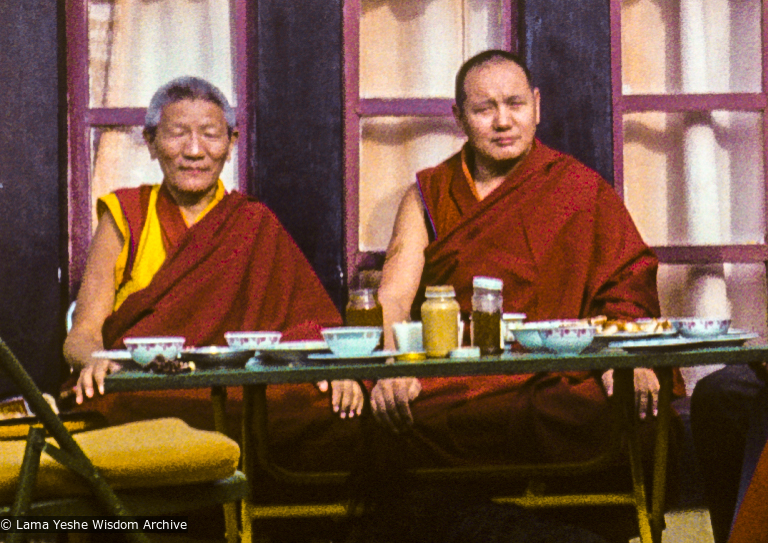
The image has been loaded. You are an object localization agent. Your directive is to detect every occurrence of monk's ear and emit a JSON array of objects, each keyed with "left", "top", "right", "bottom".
[
  {"left": 226, "top": 129, "right": 240, "bottom": 161},
  {"left": 143, "top": 129, "right": 158, "bottom": 160},
  {"left": 533, "top": 87, "right": 541, "bottom": 126},
  {"left": 452, "top": 103, "right": 466, "bottom": 131}
]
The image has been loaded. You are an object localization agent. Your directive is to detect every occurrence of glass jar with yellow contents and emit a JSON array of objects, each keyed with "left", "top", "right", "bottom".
[{"left": 421, "top": 285, "right": 460, "bottom": 358}]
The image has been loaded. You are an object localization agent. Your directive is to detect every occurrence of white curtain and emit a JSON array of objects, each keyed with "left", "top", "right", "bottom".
[{"left": 89, "top": 0, "right": 235, "bottom": 229}]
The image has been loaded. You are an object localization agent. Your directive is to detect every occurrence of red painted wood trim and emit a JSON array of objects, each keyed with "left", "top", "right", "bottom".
[
  {"left": 763, "top": 0, "right": 768, "bottom": 256},
  {"left": 503, "top": 0, "right": 515, "bottom": 53},
  {"left": 359, "top": 98, "right": 454, "bottom": 117},
  {"left": 620, "top": 94, "right": 767, "bottom": 113},
  {"left": 344, "top": 0, "right": 362, "bottom": 286},
  {"left": 66, "top": 0, "right": 91, "bottom": 294},
  {"left": 234, "top": 0, "right": 250, "bottom": 194},
  {"left": 653, "top": 245, "right": 768, "bottom": 264},
  {"left": 610, "top": 0, "right": 624, "bottom": 198},
  {"left": 86, "top": 108, "right": 145, "bottom": 126}
]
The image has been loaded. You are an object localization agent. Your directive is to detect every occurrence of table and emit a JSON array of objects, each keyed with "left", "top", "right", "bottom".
[{"left": 105, "top": 345, "right": 768, "bottom": 543}]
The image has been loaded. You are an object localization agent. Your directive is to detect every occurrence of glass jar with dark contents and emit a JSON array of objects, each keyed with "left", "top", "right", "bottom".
[
  {"left": 346, "top": 288, "right": 383, "bottom": 326},
  {"left": 471, "top": 276, "right": 504, "bottom": 355}
]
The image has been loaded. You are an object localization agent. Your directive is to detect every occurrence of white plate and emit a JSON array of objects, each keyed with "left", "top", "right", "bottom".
[
  {"left": 307, "top": 350, "right": 399, "bottom": 364},
  {"left": 612, "top": 332, "right": 760, "bottom": 353},
  {"left": 179, "top": 346, "right": 253, "bottom": 367},
  {"left": 91, "top": 350, "right": 133, "bottom": 361},
  {"left": 257, "top": 340, "right": 330, "bottom": 363}
]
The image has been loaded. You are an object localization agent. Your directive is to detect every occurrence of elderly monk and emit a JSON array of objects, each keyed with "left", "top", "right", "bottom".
[
  {"left": 63, "top": 77, "right": 362, "bottom": 436},
  {"left": 361, "top": 49, "right": 685, "bottom": 468}
]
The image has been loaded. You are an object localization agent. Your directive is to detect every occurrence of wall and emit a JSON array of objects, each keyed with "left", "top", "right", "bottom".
[
  {"left": 0, "top": 0, "right": 63, "bottom": 397},
  {"left": 255, "top": 0, "right": 346, "bottom": 310},
  {"left": 523, "top": 0, "right": 614, "bottom": 183}
]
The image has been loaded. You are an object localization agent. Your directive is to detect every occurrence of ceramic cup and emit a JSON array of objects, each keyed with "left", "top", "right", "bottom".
[{"left": 393, "top": 321, "right": 424, "bottom": 353}]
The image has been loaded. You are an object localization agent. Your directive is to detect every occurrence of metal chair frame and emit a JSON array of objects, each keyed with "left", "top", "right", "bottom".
[{"left": 0, "top": 338, "right": 248, "bottom": 543}]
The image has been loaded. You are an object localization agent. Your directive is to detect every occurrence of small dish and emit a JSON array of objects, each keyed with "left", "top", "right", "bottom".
[
  {"left": 123, "top": 337, "right": 186, "bottom": 366},
  {"left": 225, "top": 331, "right": 282, "bottom": 350},
  {"left": 674, "top": 318, "right": 731, "bottom": 338},
  {"left": 539, "top": 326, "right": 597, "bottom": 354},
  {"left": 321, "top": 327, "right": 383, "bottom": 358}
]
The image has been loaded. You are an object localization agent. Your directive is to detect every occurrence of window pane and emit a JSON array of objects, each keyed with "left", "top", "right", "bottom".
[
  {"left": 88, "top": 0, "right": 235, "bottom": 108},
  {"left": 621, "top": 0, "right": 761, "bottom": 94},
  {"left": 90, "top": 127, "right": 237, "bottom": 230},
  {"left": 360, "top": 0, "right": 507, "bottom": 98},
  {"left": 623, "top": 111, "right": 764, "bottom": 245},
  {"left": 359, "top": 117, "right": 465, "bottom": 251},
  {"left": 659, "top": 263, "right": 766, "bottom": 394}
]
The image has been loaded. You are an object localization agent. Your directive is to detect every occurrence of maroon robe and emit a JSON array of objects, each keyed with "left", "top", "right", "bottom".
[
  {"left": 73, "top": 186, "right": 346, "bottom": 448},
  {"left": 383, "top": 141, "right": 684, "bottom": 467}
]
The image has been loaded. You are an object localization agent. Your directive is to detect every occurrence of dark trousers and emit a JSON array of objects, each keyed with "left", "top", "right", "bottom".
[{"left": 690, "top": 365, "right": 768, "bottom": 543}]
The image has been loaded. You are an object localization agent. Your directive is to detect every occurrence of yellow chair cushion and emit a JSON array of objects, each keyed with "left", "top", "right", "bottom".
[{"left": 0, "top": 418, "right": 240, "bottom": 503}]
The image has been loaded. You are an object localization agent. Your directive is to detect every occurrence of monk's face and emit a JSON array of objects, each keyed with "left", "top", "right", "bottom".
[
  {"left": 145, "top": 99, "right": 238, "bottom": 197},
  {"left": 454, "top": 60, "right": 540, "bottom": 169}
]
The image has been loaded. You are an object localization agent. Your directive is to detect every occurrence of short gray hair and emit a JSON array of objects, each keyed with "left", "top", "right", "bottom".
[{"left": 144, "top": 76, "right": 236, "bottom": 140}]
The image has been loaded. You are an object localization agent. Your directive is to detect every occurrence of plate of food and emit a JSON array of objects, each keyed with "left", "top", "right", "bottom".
[
  {"left": 595, "top": 318, "right": 677, "bottom": 339},
  {"left": 179, "top": 346, "right": 255, "bottom": 368}
]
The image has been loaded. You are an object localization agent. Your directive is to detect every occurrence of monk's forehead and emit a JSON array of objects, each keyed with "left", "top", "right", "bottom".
[
  {"left": 463, "top": 60, "right": 532, "bottom": 99},
  {"left": 159, "top": 99, "right": 228, "bottom": 127}
]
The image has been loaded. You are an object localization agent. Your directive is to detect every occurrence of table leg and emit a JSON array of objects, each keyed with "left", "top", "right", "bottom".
[
  {"left": 615, "top": 368, "right": 656, "bottom": 543},
  {"left": 650, "top": 367, "right": 673, "bottom": 542},
  {"left": 241, "top": 384, "right": 266, "bottom": 543},
  {"left": 210, "top": 386, "right": 241, "bottom": 543}
]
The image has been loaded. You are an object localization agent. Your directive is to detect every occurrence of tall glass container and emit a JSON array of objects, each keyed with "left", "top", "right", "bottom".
[
  {"left": 471, "top": 276, "right": 504, "bottom": 355},
  {"left": 421, "top": 285, "right": 460, "bottom": 358}
]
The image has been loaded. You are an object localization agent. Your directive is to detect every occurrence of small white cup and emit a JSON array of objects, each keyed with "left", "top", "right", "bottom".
[{"left": 393, "top": 321, "right": 424, "bottom": 352}]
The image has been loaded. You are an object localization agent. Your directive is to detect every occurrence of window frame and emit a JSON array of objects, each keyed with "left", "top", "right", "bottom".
[
  {"left": 343, "top": 0, "right": 517, "bottom": 283},
  {"left": 609, "top": 0, "right": 768, "bottom": 266},
  {"left": 64, "top": 0, "right": 254, "bottom": 294}
]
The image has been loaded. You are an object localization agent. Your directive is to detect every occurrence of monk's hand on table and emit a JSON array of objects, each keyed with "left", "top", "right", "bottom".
[
  {"left": 601, "top": 368, "right": 659, "bottom": 420},
  {"left": 75, "top": 358, "right": 121, "bottom": 405},
  {"left": 371, "top": 377, "right": 422, "bottom": 433}
]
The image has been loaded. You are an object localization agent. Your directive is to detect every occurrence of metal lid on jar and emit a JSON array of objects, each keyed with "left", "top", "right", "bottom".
[
  {"left": 473, "top": 276, "right": 503, "bottom": 291},
  {"left": 425, "top": 285, "right": 456, "bottom": 298}
]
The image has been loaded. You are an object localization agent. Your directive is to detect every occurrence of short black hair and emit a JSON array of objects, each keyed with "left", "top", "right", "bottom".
[{"left": 455, "top": 50, "right": 533, "bottom": 112}]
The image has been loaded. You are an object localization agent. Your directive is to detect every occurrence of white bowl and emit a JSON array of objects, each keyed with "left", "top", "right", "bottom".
[
  {"left": 539, "top": 326, "right": 597, "bottom": 354},
  {"left": 225, "top": 331, "right": 282, "bottom": 351},
  {"left": 124, "top": 337, "right": 186, "bottom": 366},
  {"left": 512, "top": 324, "right": 545, "bottom": 351},
  {"left": 321, "top": 327, "right": 382, "bottom": 358},
  {"left": 674, "top": 318, "right": 731, "bottom": 338}
]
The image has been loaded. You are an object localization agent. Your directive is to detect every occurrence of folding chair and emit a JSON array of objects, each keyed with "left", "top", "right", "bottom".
[{"left": 0, "top": 337, "right": 248, "bottom": 543}]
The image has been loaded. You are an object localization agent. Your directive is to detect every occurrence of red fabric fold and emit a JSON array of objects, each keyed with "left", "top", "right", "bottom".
[{"left": 102, "top": 189, "right": 341, "bottom": 348}]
